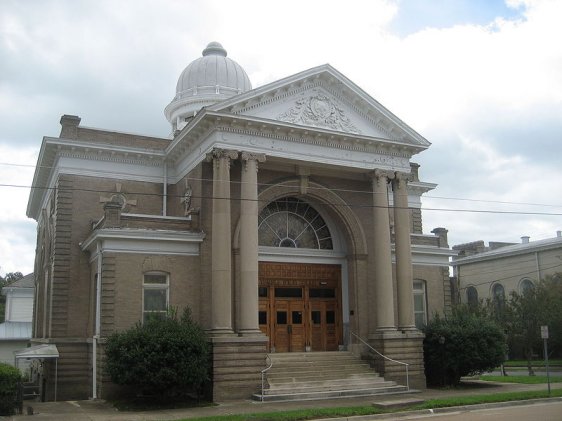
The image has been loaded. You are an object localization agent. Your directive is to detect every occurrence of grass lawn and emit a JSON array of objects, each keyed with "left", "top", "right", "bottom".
[
  {"left": 502, "top": 359, "right": 562, "bottom": 367},
  {"left": 479, "top": 375, "right": 562, "bottom": 384},
  {"left": 173, "top": 389, "right": 562, "bottom": 421}
]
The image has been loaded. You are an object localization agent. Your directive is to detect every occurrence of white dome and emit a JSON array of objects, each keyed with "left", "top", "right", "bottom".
[{"left": 165, "top": 42, "right": 252, "bottom": 133}]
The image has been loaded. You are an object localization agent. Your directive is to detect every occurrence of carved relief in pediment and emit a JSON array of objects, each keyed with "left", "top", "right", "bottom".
[{"left": 277, "top": 91, "right": 361, "bottom": 134}]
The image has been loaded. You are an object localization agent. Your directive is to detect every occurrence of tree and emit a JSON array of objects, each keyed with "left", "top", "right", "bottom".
[
  {"left": 504, "top": 274, "right": 562, "bottom": 374},
  {"left": 104, "top": 307, "right": 210, "bottom": 400},
  {"left": 0, "top": 362, "right": 22, "bottom": 415},
  {"left": 0, "top": 272, "right": 23, "bottom": 285},
  {"left": 423, "top": 305, "right": 507, "bottom": 387}
]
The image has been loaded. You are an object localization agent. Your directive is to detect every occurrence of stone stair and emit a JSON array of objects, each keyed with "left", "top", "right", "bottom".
[{"left": 253, "top": 351, "right": 409, "bottom": 402}]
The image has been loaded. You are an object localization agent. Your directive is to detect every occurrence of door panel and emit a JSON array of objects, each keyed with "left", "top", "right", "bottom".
[
  {"left": 273, "top": 299, "right": 305, "bottom": 352},
  {"left": 310, "top": 299, "right": 339, "bottom": 351},
  {"left": 289, "top": 304, "right": 305, "bottom": 352},
  {"left": 274, "top": 301, "right": 289, "bottom": 352},
  {"left": 259, "top": 262, "right": 342, "bottom": 353}
]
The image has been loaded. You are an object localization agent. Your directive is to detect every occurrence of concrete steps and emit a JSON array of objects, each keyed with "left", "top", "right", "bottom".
[{"left": 253, "top": 351, "right": 409, "bottom": 402}]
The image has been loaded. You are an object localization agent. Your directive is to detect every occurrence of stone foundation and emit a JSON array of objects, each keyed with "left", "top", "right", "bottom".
[
  {"left": 368, "top": 330, "right": 426, "bottom": 390},
  {"left": 210, "top": 335, "right": 268, "bottom": 401}
]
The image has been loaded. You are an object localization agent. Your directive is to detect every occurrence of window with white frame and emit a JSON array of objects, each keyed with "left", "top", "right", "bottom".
[
  {"left": 143, "top": 272, "right": 169, "bottom": 323},
  {"left": 413, "top": 280, "right": 427, "bottom": 329}
]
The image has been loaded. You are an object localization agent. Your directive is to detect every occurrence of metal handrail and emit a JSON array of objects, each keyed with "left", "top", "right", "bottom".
[
  {"left": 350, "top": 331, "right": 409, "bottom": 390},
  {"left": 260, "top": 354, "right": 273, "bottom": 401}
]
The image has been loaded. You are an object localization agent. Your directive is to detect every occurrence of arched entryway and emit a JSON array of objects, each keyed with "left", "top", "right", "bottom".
[{"left": 257, "top": 196, "right": 346, "bottom": 352}]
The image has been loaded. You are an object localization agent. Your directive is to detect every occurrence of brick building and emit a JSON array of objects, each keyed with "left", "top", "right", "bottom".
[
  {"left": 27, "top": 42, "right": 453, "bottom": 401},
  {"left": 453, "top": 232, "right": 562, "bottom": 306}
]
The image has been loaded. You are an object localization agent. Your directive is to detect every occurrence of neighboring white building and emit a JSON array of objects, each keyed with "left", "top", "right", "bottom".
[
  {"left": 0, "top": 273, "right": 34, "bottom": 366},
  {"left": 452, "top": 232, "right": 562, "bottom": 306}
]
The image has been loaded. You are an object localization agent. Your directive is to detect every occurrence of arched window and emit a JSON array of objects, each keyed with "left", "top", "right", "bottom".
[
  {"left": 413, "top": 280, "right": 427, "bottom": 329},
  {"left": 492, "top": 283, "right": 505, "bottom": 316},
  {"left": 258, "top": 197, "right": 333, "bottom": 249},
  {"left": 466, "top": 286, "right": 478, "bottom": 307},
  {"left": 519, "top": 278, "right": 534, "bottom": 295}
]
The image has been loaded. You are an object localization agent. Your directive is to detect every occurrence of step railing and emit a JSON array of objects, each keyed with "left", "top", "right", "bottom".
[
  {"left": 260, "top": 354, "right": 273, "bottom": 401},
  {"left": 350, "top": 331, "right": 409, "bottom": 391}
]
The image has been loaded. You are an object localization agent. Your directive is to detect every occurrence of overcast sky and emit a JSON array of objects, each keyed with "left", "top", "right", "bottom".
[{"left": 1, "top": 0, "right": 561, "bottom": 276}]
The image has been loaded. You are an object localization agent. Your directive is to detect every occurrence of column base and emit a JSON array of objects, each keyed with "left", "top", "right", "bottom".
[
  {"left": 237, "top": 329, "right": 265, "bottom": 337},
  {"left": 208, "top": 329, "right": 236, "bottom": 337},
  {"left": 368, "top": 330, "right": 426, "bottom": 390},
  {"left": 376, "top": 326, "right": 397, "bottom": 333},
  {"left": 210, "top": 335, "right": 269, "bottom": 401}
]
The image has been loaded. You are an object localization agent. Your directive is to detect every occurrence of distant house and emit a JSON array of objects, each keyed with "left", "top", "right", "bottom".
[
  {"left": 0, "top": 273, "right": 34, "bottom": 367},
  {"left": 452, "top": 232, "right": 562, "bottom": 307}
]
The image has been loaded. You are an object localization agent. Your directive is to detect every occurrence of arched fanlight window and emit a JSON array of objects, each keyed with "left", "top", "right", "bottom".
[{"left": 258, "top": 197, "right": 333, "bottom": 250}]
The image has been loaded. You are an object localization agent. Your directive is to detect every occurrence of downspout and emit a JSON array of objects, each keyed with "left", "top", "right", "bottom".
[
  {"left": 93, "top": 242, "right": 102, "bottom": 399},
  {"left": 163, "top": 162, "right": 168, "bottom": 216},
  {"left": 535, "top": 251, "right": 541, "bottom": 281}
]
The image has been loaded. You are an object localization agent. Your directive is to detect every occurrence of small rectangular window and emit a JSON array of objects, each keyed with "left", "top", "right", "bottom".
[
  {"left": 258, "top": 311, "right": 267, "bottom": 325},
  {"left": 326, "top": 310, "right": 335, "bottom": 324},
  {"left": 309, "top": 288, "right": 336, "bottom": 298},
  {"left": 275, "top": 288, "right": 302, "bottom": 298},
  {"left": 292, "top": 311, "right": 302, "bottom": 324},
  {"left": 258, "top": 287, "right": 268, "bottom": 297},
  {"left": 413, "top": 280, "right": 427, "bottom": 329},
  {"left": 277, "top": 311, "right": 287, "bottom": 325},
  {"left": 143, "top": 272, "right": 169, "bottom": 323},
  {"left": 311, "top": 311, "right": 321, "bottom": 324}
]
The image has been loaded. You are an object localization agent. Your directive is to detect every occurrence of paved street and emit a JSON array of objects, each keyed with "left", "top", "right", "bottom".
[
  {"left": 5, "top": 381, "right": 561, "bottom": 421},
  {"left": 391, "top": 400, "right": 562, "bottom": 420}
]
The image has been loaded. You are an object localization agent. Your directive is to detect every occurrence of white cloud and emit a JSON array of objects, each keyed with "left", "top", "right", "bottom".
[
  {"left": 0, "top": 146, "right": 37, "bottom": 276},
  {"left": 0, "top": 0, "right": 561, "bottom": 274}
]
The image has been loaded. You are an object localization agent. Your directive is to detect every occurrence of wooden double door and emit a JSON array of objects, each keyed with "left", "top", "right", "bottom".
[{"left": 258, "top": 262, "right": 342, "bottom": 352}]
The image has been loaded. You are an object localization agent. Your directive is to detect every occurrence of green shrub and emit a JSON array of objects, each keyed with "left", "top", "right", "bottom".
[
  {"left": 423, "top": 306, "right": 507, "bottom": 386},
  {"left": 105, "top": 308, "right": 210, "bottom": 399},
  {"left": 0, "top": 363, "right": 21, "bottom": 415}
]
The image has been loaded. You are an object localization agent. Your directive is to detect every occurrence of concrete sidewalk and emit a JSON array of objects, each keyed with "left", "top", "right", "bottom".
[{"left": 6, "top": 381, "right": 561, "bottom": 421}]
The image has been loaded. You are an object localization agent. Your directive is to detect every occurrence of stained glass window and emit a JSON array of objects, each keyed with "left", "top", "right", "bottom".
[{"left": 258, "top": 197, "right": 333, "bottom": 249}]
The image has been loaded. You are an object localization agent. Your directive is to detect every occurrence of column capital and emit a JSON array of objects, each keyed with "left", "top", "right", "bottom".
[
  {"left": 240, "top": 152, "right": 266, "bottom": 163},
  {"left": 370, "top": 169, "right": 394, "bottom": 188},
  {"left": 241, "top": 152, "right": 266, "bottom": 172},
  {"left": 392, "top": 171, "right": 413, "bottom": 190},
  {"left": 206, "top": 148, "right": 238, "bottom": 162}
]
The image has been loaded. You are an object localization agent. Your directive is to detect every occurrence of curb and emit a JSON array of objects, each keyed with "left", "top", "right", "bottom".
[{"left": 314, "top": 396, "right": 562, "bottom": 421}]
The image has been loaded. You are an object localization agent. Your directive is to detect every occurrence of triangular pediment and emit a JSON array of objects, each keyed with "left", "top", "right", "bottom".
[{"left": 209, "top": 64, "right": 430, "bottom": 147}]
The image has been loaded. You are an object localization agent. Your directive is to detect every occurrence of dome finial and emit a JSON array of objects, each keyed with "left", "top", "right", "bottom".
[{"left": 202, "top": 41, "right": 227, "bottom": 57}]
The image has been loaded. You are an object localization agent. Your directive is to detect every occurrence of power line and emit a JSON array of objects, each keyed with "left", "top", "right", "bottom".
[
  {"left": 1, "top": 161, "right": 561, "bottom": 209},
  {"left": 3, "top": 182, "right": 562, "bottom": 216}
]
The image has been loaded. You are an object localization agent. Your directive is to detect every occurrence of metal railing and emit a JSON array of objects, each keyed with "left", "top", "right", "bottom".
[
  {"left": 260, "top": 354, "right": 273, "bottom": 401},
  {"left": 350, "top": 331, "right": 409, "bottom": 390}
]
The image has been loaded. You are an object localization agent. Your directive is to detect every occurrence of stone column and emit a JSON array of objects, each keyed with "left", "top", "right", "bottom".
[
  {"left": 210, "top": 148, "right": 238, "bottom": 334},
  {"left": 393, "top": 172, "right": 416, "bottom": 330},
  {"left": 238, "top": 152, "right": 266, "bottom": 335},
  {"left": 372, "top": 170, "right": 396, "bottom": 331}
]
